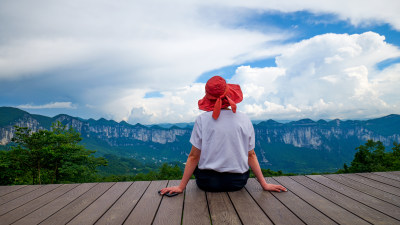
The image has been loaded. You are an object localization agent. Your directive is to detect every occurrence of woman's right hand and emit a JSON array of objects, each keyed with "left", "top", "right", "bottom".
[{"left": 159, "top": 186, "right": 184, "bottom": 195}]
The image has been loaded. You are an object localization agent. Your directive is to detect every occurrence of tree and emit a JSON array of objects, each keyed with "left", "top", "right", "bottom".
[
  {"left": 339, "top": 140, "right": 400, "bottom": 173},
  {"left": 387, "top": 142, "right": 400, "bottom": 171},
  {"left": 7, "top": 122, "right": 107, "bottom": 185},
  {"left": 11, "top": 127, "right": 53, "bottom": 184},
  {"left": 158, "top": 163, "right": 182, "bottom": 180},
  {"left": 46, "top": 122, "right": 107, "bottom": 183},
  {"left": 0, "top": 150, "right": 15, "bottom": 185}
]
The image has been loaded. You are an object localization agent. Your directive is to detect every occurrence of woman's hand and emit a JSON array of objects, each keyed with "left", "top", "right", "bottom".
[
  {"left": 262, "top": 183, "right": 287, "bottom": 192},
  {"left": 159, "top": 186, "right": 184, "bottom": 195},
  {"left": 158, "top": 146, "right": 200, "bottom": 196}
]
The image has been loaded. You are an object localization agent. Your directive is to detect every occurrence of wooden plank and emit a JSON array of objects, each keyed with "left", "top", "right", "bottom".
[
  {"left": 357, "top": 173, "right": 400, "bottom": 189},
  {"left": 207, "top": 192, "right": 241, "bottom": 225},
  {"left": 0, "top": 185, "right": 27, "bottom": 197},
  {"left": 40, "top": 182, "right": 114, "bottom": 225},
  {"left": 303, "top": 175, "right": 400, "bottom": 223},
  {"left": 0, "top": 184, "right": 79, "bottom": 225},
  {"left": 228, "top": 187, "right": 273, "bottom": 225},
  {"left": 182, "top": 180, "right": 210, "bottom": 225},
  {"left": 95, "top": 181, "right": 150, "bottom": 225},
  {"left": 388, "top": 171, "right": 400, "bottom": 177},
  {"left": 245, "top": 178, "right": 304, "bottom": 225},
  {"left": 123, "top": 180, "right": 168, "bottom": 225},
  {"left": 0, "top": 184, "right": 61, "bottom": 215},
  {"left": 266, "top": 177, "right": 335, "bottom": 225},
  {"left": 324, "top": 174, "right": 400, "bottom": 207},
  {"left": 153, "top": 180, "right": 185, "bottom": 225},
  {"left": 341, "top": 173, "right": 400, "bottom": 196},
  {"left": 374, "top": 172, "right": 400, "bottom": 182},
  {"left": 13, "top": 183, "right": 96, "bottom": 225},
  {"left": 67, "top": 182, "right": 131, "bottom": 225},
  {"left": 0, "top": 185, "right": 42, "bottom": 205},
  {"left": 273, "top": 176, "right": 369, "bottom": 224}
]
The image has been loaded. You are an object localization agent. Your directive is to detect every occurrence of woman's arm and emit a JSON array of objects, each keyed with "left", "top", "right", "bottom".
[
  {"left": 248, "top": 150, "right": 287, "bottom": 192},
  {"left": 159, "top": 145, "right": 201, "bottom": 195}
]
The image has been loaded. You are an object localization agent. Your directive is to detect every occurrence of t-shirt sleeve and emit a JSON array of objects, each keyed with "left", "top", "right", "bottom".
[
  {"left": 248, "top": 121, "right": 255, "bottom": 151},
  {"left": 190, "top": 116, "right": 202, "bottom": 150}
]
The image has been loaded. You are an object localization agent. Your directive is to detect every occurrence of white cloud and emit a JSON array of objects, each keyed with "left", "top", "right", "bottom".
[
  {"left": 88, "top": 84, "right": 205, "bottom": 124},
  {"left": 211, "top": 0, "right": 400, "bottom": 30},
  {"left": 0, "top": 0, "right": 286, "bottom": 87},
  {"left": 230, "top": 66, "right": 285, "bottom": 101},
  {"left": 228, "top": 32, "right": 400, "bottom": 120},
  {"left": 17, "top": 102, "right": 76, "bottom": 109},
  {"left": 1, "top": 1, "right": 400, "bottom": 123},
  {"left": 78, "top": 32, "right": 400, "bottom": 123},
  {"left": 372, "top": 63, "right": 400, "bottom": 106}
]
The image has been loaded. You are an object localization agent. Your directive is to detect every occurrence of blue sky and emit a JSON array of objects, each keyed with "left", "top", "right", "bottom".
[
  {"left": 0, "top": 0, "right": 400, "bottom": 124},
  {"left": 199, "top": 10, "right": 400, "bottom": 82}
]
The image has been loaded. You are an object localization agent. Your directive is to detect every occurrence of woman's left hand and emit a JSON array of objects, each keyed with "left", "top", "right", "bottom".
[
  {"left": 159, "top": 186, "right": 184, "bottom": 195},
  {"left": 262, "top": 183, "right": 287, "bottom": 192}
]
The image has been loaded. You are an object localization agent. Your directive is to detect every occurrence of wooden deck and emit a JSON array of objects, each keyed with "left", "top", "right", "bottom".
[{"left": 1, "top": 172, "right": 400, "bottom": 225}]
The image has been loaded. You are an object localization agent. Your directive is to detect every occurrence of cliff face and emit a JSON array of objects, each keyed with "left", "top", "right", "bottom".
[
  {"left": 1, "top": 114, "right": 47, "bottom": 145},
  {"left": 1, "top": 108, "right": 399, "bottom": 151},
  {"left": 0, "top": 113, "right": 191, "bottom": 146},
  {"left": 2, "top": 107, "right": 399, "bottom": 173},
  {"left": 256, "top": 123, "right": 400, "bottom": 151}
]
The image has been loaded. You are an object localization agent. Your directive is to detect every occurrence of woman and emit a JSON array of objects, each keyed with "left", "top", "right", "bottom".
[{"left": 160, "top": 76, "right": 286, "bottom": 194}]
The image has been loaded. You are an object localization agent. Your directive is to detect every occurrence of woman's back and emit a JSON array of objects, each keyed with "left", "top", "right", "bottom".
[{"left": 190, "top": 110, "right": 255, "bottom": 173}]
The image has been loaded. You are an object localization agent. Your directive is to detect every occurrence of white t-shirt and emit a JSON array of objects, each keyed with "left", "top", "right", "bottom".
[{"left": 190, "top": 110, "right": 255, "bottom": 173}]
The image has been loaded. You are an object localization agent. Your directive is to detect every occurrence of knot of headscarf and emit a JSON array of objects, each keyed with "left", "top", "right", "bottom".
[{"left": 205, "top": 85, "right": 237, "bottom": 120}]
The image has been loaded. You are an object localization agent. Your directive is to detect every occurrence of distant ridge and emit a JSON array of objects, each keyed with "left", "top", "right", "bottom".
[
  {"left": 2, "top": 106, "right": 399, "bottom": 128},
  {"left": 0, "top": 106, "right": 147, "bottom": 129},
  {"left": 1, "top": 106, "right": 400, "bottom": 173}
]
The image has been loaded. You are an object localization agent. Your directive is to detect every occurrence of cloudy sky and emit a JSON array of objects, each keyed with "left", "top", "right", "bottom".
[{"left": 1, "top": 0, "right": 400, "bottom": 124}]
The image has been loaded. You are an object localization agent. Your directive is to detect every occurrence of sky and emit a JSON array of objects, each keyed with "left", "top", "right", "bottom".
[{"left": 1, "top": 0, "right": 400, "bottom": 124}]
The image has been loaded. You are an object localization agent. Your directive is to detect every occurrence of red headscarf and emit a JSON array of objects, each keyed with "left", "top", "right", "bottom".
[{"left": 198, "top": 76, "right": 243, "bottom": 120}]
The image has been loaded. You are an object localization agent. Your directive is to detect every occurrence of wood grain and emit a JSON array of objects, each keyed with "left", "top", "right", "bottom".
[
  {"left": 245, "top": 178, "right": 304, "bottom": 225},
  {"left": 324, "top": 174, "right": 400, "bottom": 206},
  {"left": 14, "top": 183, "right": 96, "bottom": 225},
  {"left": 95, "top": 181, "right": 150, "bottom": 225},
  {"left": 40, "top": 182, "right": 114, "bottom": 225},
  {"left": 182, "top": 180, "right": 210, "bottom": 225},
  {"left": 1, "top": 172, "right": 399, "bottom": 225},
  {"left": 341, "top": 173, "right": 400, "bottom": 196},
  {"left": 0, "top": 184, "right": 78, "bottom": 224},
  {"left": 0, "top": 185, "right": 42, "bottom": 205},
  {"left": 67, "top": 182, "right": 131, "bottom": 225},
  {"left": 153, "top": 180, "right": 185, "bottom": 225},
  {"left": 300, "top": 175, "right": 400, "bottom": 224},
  {"left": 374, "top": 172, "right": 400, "bottom": 182},
  {"left": 357, "top": 173, "right": 400, "bottom": 189},
  {"left": 388, "top": 171, "right": 400, "bottom": 178},
  {"left": 228, "top": 187, "right": 273, "bottom": 225},
  {"left": 207, "top": 192, "right": 241, "bottom": 225},
  {"left": 267, "top": 177, "right": 336, "bottom": 225},
  {"left": 0, "top": 184, "right": 61, "bottom": 215},
  {"left": 123, "top": 180, "right": 168, "bottom": 225},
  {"left": 0, "top": 185, "right": 28, "bottom": 197},
  {"left": 273, "top": 176, "right": 368, "bottom": 224}
]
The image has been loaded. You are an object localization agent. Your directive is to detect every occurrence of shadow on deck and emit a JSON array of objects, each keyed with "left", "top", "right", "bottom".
[{"left": 1, "top": 172, "right": 400, "bottom": 224}]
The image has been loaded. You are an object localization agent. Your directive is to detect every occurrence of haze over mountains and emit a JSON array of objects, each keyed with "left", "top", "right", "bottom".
[{"left": 1, "top": 106, "right": 399, "bottom": 173}]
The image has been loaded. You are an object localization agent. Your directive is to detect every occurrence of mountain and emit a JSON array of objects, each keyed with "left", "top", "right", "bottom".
[
  {"left": 0, "top": 107, "right": 192, "bottom": 165},
  {"left": 1, "top": 106, "right": 400, "bottom": 173},
  {"left": 254, "top": 116, "right": 400, "bottom": 173}
]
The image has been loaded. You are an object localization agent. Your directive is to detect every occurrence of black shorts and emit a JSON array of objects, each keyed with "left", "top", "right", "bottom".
[{"left": 193, "top": 166, "right": 249, "bottom": 192}]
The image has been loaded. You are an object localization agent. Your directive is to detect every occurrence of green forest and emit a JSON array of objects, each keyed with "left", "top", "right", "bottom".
[
  {"left": 1, "top": 123, "right": 399, "bottom": 185},
  {"left": 337, "top": 139, "right": 400, "bottom": 173}
]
